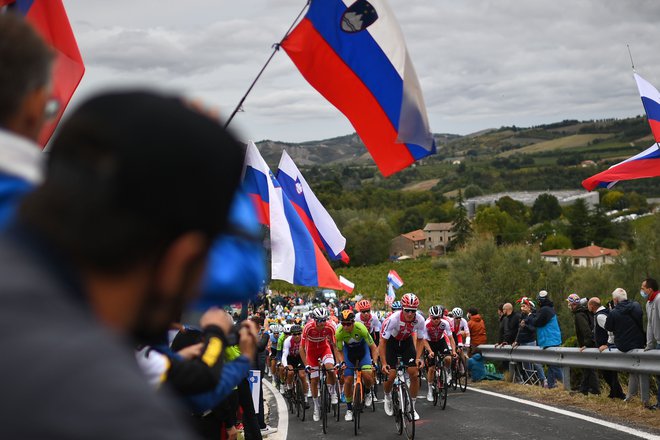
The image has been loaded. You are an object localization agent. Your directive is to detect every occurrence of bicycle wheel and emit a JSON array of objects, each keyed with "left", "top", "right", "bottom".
[
  {"left": 370, "top": 386, "right": 376, "bottom": 412},
  {"left": 400, "top": 383, "right": 415, "bottom": 440},
  {"left": 354, "top": 381, "right": 362, "bottom": 436},
  {"left": 438, "top": 367, "right": 448, "bottom": 410},
  {"left": 432, "top": 369, "right": 438, "bottom": 407},
  {"left": 321, "top": 376, "right": 329, "bottom": 434},
  {"left": 458, "top": 357, "right": 468, "bottom": 392},
  {"left": 392, "top": 385, "right": 403, "bottom": 435},
  {"left": 296, "top": 377, "right": 306, "bottom": 421},
  {"left": 451, "top": 359, "right": 458, "bottom": 390}
]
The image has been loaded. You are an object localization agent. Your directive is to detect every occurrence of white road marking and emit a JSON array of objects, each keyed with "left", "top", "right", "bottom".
[{"left": 263, "top": 379, "right": 288, "bottom": 440}]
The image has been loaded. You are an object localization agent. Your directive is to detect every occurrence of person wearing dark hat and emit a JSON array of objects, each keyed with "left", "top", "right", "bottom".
[
  {"left": 0, "top": 90, "right": 246, "bottom": 438},
  {"left": 566, "top": 293, "right": 599, "bottom": 395},
  {"left": 524, "top": 290, "right": 563, "bottom": 388}
]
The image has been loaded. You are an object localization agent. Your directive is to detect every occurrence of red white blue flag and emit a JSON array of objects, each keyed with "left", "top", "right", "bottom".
[
  {"left": 5, "top": 0, "right": 85, "bottom": 147},
  {"left": 277, "top": 150, "right": 349, "bottom": 263},
  {"left": 243, "top": 142, "right": 342, "bottom": 289},
  {"left": 387, "top": 269, "right": 403, "bottom": 289},
  {"left": 282, "top": 0, "right": 436, "bottom": 177},
  {"left": 635, "top": 73, "right": 660, "bottom": 143},
  {"left": 583, "top": 73, "right": 660, "bottom": 191}
]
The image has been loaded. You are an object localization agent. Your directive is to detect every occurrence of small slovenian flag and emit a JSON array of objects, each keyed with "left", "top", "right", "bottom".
[
  {"left": 387, "top": 270, "right": 403, "bottom": 289},
  {"left": 339, "top": 275, "right": 354, "bottom": 293},
  {"left": 634, "top": 73, "right": 660, "bottom": 143},
  {"left": 282, "top": 0, "right": 436, "bottom": 177},
  {"left": 385, "top": 282, "right": 396, "bottom": 305}
]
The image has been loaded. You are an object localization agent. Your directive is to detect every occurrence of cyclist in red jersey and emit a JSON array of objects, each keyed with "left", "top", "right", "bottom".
[
  {"left": 423, "top": 305, "right": 456, "bottom": 401},
  {"left": 300, "top": 307, "right": 338, "bottom": 422}
]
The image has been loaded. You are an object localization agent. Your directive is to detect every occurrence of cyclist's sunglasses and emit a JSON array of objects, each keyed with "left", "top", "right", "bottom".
[
  {"left": 431, "top": 316, "right": 441, "bottom": 320},
  {"left": 361, "top": 310, "right": 371, "bottom": 313},
  {"left": 292, "top": 331, "right": 302, "bottom": 335},
  {"left": 341, "top": 321, "right": 354, "bottom": 326},
  {"left": 403, "top": 308, "right": 417, "bottom": 314},
  {"left": 315, "top": 318, "right": 328, "bottom": 323}
]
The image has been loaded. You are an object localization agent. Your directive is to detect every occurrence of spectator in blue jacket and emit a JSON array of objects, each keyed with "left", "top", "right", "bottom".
[{"left": 524, "top": 290, "right": 563, "bottom": 388}]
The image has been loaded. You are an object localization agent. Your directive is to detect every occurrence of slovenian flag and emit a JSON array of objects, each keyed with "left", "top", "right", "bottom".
[
  {"left": 243, "top": 142, "right": 342, "bottom": 289},
  {"left": 6, "top": 0, "right": 85, "bottom": 147},
  {"left": 583, "top": 73, "right": 660, "bottom": 191},
  {"left": 635, "top": 73, "right": 660, "bottom": 143},
  {"left": 582, "top": 143, "right": 660, "bottom": 191},
  {"left": 277, "top": 150, "right": 349, "bottom": 263},
  {"left": 385, "top": 282, "right": 396, "bottom": 305},
  {"left": 387, "top": 269, "right": 403, "bottom": 289},
  {"left": 282, "top": 0, "right": 436, "bottom": 177},
  {"left": 339, "top": 275, "right": 354, "bottom": 293}
]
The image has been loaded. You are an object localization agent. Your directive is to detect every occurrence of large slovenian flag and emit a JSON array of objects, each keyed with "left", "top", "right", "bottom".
[
  {"left": 243, "top": 142, "right": 342, "bottom": 289},
  {"left": 634, "top": 73, "right": 660, "bottom": 143},
  {"left": 5, "top": 0, "right": 85, "bottom": 147},
  {"left": 277, "top": 150, "right": 349, "bottom": 263},
  {"left": 582, "top": 143, "right": 660, "bottom": 191},
  {"left": 281, "top": 0, "right": 436, "bottom": 177}
]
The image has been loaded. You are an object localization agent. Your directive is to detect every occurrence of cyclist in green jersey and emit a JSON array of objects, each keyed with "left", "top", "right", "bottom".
[{"left": 335, "top": 310, "right": 378, "bottom": 422}]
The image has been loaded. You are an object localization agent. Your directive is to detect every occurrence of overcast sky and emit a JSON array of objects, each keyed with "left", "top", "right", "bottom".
[{"left": 64, "top": 0, "right": 660, "bottom": 144}]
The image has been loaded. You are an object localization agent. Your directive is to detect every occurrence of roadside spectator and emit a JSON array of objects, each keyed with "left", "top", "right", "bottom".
[
  {"left": 526, "top": 290, "right": 563, "bottom": 388},
  {"left": 588, "top": 297, "right": 625, "bottom": 399},
  {"left": 641, "top": 278, "right": 660, "bottom": 409},
  {"left": 605, "top": 288, "right": 652, "bottom": 409},
  {"left": 496, "top": 303, "right": 519, "bottom": 347},
  {"left": 0, "top": 90, "right": 245, "bottom": 437},
  {"left": 0, "top": 13, "right": 52, "bottom": 227},
  {"left": 467, "top": 307, "right": 487, "bottom": 356},
  {"left": 567, "top": 293, "right": 599, "bottom": 395},
  {"left": 252, "top": 315, "right": 278, "bottom": 436},
  {"left": 497, "top": 303, "right": 506, "bottom": 346},
  {"left": 512, "top": 297, "right": 548, "bottom": 388}
]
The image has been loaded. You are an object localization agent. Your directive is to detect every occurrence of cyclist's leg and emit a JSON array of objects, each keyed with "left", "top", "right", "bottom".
[
  {"left": 383, "top": 338, "right": 397, "bottom": 394},
  {"left": 359, "top": 347, "right": 374, "bottom": 389},
  {"left": 343, "top": 351, "right": 356, "bottom": 412}
]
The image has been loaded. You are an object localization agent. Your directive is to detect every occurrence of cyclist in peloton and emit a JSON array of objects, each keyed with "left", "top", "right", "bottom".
[
  {"left": 267, "top": 324, "right": 281, "bottom": 381},
  {"left": 379, "top": 293, "right": 427, "bottom": 421},
  {"left": 384, "top": 300, "right": 402, "bottom": 320},
  {"left": 356, "top": 299, "right": 382, "bottom": 347},
  {"left": 449, "top": 307, "right": 470, "bottom": 370},
  {"left": 276, "top": 324, "right": 292, "bottom": 392},
  {"left": 281, "top": 324, "right": 310, "bottom": 405},
  {"left": 335, "top": 309, "right": 378, "bottom": 422},
  {"left": 300, "top": 307, "right": 339, "bottom": 422},
  {"left": 423, "top": 305, "right": 456, "bottom": 401}
]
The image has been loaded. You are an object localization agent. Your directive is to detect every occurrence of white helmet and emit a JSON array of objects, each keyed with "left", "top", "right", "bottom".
[
  {"left": 312, "top": 307, "right": 329, "bottom": 320},
  {"left": 283, "top": 324, "right": 292, "bottom": 334},
  {"left": 428, "top": 305, "right": 443, "bottom": 317},
  {"left": 451, "top": 307, "right": 463, "bottom": 319},
  {"left": 271, "top": 324, "right": 281, "bottom": 333}
]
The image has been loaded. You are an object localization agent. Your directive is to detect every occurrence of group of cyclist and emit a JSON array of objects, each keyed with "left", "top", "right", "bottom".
[{"left": 264, "top": 293, "right": 471, "bottom": 424}]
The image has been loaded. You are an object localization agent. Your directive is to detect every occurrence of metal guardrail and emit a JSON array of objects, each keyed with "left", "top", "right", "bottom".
[{"left": 479, "top": 344, "right": 660, "bottom": 390}]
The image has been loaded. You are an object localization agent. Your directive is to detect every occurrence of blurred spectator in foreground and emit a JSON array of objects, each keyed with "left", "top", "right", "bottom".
[{"left": 0, "top": 90, "right": 245, "bottom": 437}]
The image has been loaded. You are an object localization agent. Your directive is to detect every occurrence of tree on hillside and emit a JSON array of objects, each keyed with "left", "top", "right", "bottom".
[
  {"left": 343, "top": 218, "right": 395, "bottom": 266},
  {"left": 496, "top": 196, "right": 529, "bottom": 224},
  {"left": 397, "top": 207, "right": 424, "bottom": 233},
  {"left": 531, "top": 193, "right": 562, "bottom": 224},
  {"left": 542, "top": 233, "right": 572, "bottom": 251},
  {"left": 566, "top": 199, "right": 590, "bottom": 248},
  {"left": 449, "top": 190, "right": 471, "bottom": 250}
]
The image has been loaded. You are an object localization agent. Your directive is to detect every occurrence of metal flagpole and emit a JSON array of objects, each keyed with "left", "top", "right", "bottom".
[
  {"left": 224, "top": 0, "right": 311, "bottom": 128},
  {"left": 627, "top": 44, "right": 636, "bottom": 72}
]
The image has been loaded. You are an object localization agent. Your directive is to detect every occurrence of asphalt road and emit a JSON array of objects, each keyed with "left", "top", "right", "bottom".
[{"left": 266, "top": 379, "right": 656, "bottom": 440}]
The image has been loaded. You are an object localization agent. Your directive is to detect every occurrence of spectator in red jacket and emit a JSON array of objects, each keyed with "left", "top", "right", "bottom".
[{"left": 467, "top": 307, "right": 487, "bottom": 356}]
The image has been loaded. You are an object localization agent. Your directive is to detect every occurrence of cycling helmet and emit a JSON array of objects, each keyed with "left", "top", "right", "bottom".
[
  {"left": 451, "top": 307, "right": 463, "bottom": 318},
  {"left": 356, "top": 299, "right": 371, "bottom": 312},
  {"left": 401, "top": 293, "right": 420, "bottom": 309},
  {"left": 312, "top": 307, "right": 329, "bottom": 320},
  {"left": 271, "top": 324, "right": 281, "bottom": 333},
  {"left": 340, "top": 309, "right": 355, "bottom": 321},
  {"left": 283, "top": 323, "right": 292, "bottom": 334},
  {"left": 428, "top": 305, "right": 443, "bottom": 317},
  {"left": 290, "top": 324, "right": 302, "bottom": 334},
  {"left": 391, "top": 301, "right": 402, "bottom": 311}
]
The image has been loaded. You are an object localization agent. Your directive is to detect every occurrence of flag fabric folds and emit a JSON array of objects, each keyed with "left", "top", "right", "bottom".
[
  {"left": 339, "top": 275, "right": 354, "bottom": 293},
  {"left": 582, "top": 143, "right": 660, "bottom": 191},
  {"left": 385, "top": 282, "right": 396, "bottom": 306},
  {"left": 634, "top": 73, "right": 660, "bottom": 143},
  {"left": 9, "top": 0, "right": 85, "bottom": 147},
  {"left": 277, "top": 150, "right": 349, "bottom": 263},
  {"left": 282, "top": 0, "right": 436, "bottom": 177},
  {"left": 243, "top": 142, "right": 341, "bottom": 289},
  {"left": 387, "top": 269, "right": 403, "bottom": 289}
]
